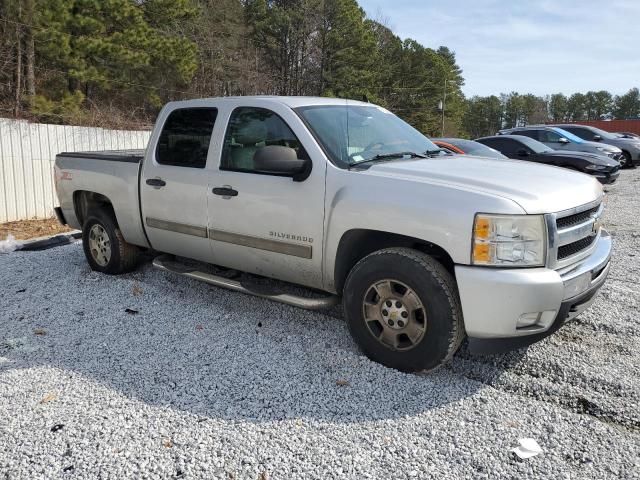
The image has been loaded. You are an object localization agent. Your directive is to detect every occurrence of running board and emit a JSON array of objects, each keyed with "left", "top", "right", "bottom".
[{"left": 152, "top": 255, "right": 339, "bottom": 311}]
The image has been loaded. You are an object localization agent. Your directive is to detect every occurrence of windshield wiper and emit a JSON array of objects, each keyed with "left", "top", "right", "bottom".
[
  {"left": 350, "top": 151, "right": 428, "bottom": 168},
  {"left": 425, "top": 149, "right": 445, "bottom": 157}
]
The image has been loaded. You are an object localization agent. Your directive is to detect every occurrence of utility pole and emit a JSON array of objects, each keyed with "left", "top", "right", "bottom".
[{"left": 441, "top": 78, "right": 447, "bottom": 137}]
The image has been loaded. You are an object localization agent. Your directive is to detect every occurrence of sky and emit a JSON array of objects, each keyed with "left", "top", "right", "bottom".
[{"left": 358, "top": 0, "right": 640, "bottom": 97}]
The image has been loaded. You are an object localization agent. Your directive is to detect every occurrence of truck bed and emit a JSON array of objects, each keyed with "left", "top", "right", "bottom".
[
  {"left": 58, "top": 149, "right": 145, "bottom": 163},
  {"left": 54, "top": 149, "right": 149, "bottom": 248}
]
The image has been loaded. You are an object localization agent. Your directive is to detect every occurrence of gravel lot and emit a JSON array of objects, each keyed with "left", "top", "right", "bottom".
[{"left": 1, "top": 170, "right": 639, "bottom": 479}]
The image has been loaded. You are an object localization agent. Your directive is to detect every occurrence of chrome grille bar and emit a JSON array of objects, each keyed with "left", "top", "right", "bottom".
[{"left": 546, "top": 198, "right": 604, "bottom": 269}]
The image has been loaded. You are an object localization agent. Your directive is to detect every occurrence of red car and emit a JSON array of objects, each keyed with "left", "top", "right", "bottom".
[{"left": 433, "top": 138, "right": 507, "bottom": 159}]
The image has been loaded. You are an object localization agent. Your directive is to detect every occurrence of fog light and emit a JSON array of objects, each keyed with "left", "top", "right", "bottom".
[
  {"left": 516, "top": 311, "right": 557, "bottom": 330},
  {"left": 517, "top": 312, "right": 540, "bottom": 329}
]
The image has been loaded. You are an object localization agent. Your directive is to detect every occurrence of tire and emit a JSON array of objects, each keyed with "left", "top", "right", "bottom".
[
  {"left": 621, "top": 151, "right": 636, "bottom": 169},
  {"left": 343, "top": 248, "right": 464, "bottom": 372},
  {"left": 82, "top": 211, "right": 140, "bottom": 274}
]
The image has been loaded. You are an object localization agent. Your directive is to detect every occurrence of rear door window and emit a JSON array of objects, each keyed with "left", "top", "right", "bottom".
[
  {"left": 563, "top": 127, "right": 591, "bottom": 140},
  {"left": 498, "top": 138, "right": 523, "bottom": 156},
  {"left": 156, "top": 108, "right": 218, "bottom": 168}
]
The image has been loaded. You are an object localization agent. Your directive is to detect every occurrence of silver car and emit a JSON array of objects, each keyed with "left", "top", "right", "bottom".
[
  {"left": 550, "top": 124, "right": 640, "bottom": 168},
  {"left": 498, "top": 126, "right": 624, "bottom": 164}
]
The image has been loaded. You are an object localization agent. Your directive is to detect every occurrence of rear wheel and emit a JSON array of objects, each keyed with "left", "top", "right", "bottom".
[
  {"left": 82, "top": 211, "right": 140, "bottom": 274},
  {"left": 343, "top": 248, "right": 464, "bottom": 372}
]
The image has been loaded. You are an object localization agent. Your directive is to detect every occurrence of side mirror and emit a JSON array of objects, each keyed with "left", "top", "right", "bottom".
[
  {"left": 593, "top": 135, "right": 602, "bottom": 141},
  {"left": 253, "top": 145, "right": 312, "bottom": 181},
  {"left": 558, "top": 137, "right": 570, "bottom": 144},
  {"left": 516, "top": 149, "right": 530, "bottom": 157}
]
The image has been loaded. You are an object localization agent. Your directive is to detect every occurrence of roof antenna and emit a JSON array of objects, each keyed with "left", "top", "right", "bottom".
[{"left": 361, "top": 94, "right": 369, "bottom": 103}]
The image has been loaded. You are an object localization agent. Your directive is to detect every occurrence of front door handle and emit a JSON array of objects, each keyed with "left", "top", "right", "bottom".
[
  {"left": 212, "top": 186, "right": 238, "bottom": 197},
  {"left": 146, "top": 178, "right": 166, "bottom": 187}
]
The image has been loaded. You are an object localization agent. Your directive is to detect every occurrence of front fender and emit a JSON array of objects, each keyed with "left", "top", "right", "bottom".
[{"left": 322, "top": 168, "right": 525, "bottom": 292}]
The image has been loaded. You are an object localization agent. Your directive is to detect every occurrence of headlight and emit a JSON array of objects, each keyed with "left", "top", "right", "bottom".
[
  {"left": 472, "top": 214, "right": 546, "bottom": 267},
  {"left": 595, "top": 147, "right": 610, "bottom": 153},
  {"left": 585, "top": 164, "right": 607, "bottom": 171}
]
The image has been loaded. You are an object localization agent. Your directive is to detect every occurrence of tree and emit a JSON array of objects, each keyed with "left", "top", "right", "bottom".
[
  {"left": 566, "top": 93, "right": 587, "bottom": 121},
  {"left": 462, "top": 95, "right": 503, "bottom": 138},
  {"left": 548, "top": 93, "right": 568, "bottom": 122},
  {"left": 585, "top": 90, "right": 612, "bottom": 120},
  {"left": 317, "top": 0, "right": 376, "bottom": 99},
  {"left": 613, "top": 88, "right": 640, "bottom": 119}
]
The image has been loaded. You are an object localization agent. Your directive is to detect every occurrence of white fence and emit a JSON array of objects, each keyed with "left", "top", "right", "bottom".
[{"left": 0, "top": 118, "right": 151, "bottom": 223}]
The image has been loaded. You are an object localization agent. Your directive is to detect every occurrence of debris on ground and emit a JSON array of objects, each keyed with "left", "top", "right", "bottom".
[
  {"left": 40, "top": 392, "right": 57, "bottom": 404},
  {"left": 0, "top": 234, "right": 19, "bottom": 254},
  {"left": 0, "top": 218, "right": 73, "bottom": 240},
  {"left": 512, "top": 438, "right": 543, "bottom": 459}
]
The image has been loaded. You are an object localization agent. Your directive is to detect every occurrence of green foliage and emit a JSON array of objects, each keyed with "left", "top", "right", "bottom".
[
  {"left": 30, "top": 91, "right": 85, "bottom": 123},
  {"left": 462, "top": 87, "right": 638, "bottom": 139},
  {"left": 613, "top": 88, "right": 640, "bottom": 120},
  {"left": 463, "top": 95, "right": 503, "bottom": 138},
  {"left": 548, "top": 93, "right": 568, "bottom": 122},
  {"left": 7, "top": 0, "right": 633, "bottom": 137}
]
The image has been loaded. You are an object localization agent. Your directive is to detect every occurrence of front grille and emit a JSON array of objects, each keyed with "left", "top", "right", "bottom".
[
  {"left": 556, "top": 205, "right": 599, "bottom": 229},
  {"left": 558, "top": 235, "right": 597, "bottom": 260}
]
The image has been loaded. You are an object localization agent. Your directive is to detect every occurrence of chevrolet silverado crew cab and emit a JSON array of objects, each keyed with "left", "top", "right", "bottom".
[{"left": 54, "top": 97, "right": 612, "bottom": 372}]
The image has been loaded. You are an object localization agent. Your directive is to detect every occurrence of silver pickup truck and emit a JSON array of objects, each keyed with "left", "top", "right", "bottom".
[{"left": 54, "top": 96, "right": 612, "bottom": 372}]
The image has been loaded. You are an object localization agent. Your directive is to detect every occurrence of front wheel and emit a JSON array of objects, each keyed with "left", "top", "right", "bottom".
[
  {"left": 82, "top": 211, "right": 140, "bottom": 274},
  {"left": 622, "top": 151, "right": 636, "bottom": 169},
  {"left": 343, "top": 248, "right": 464, "bottom": 372}
]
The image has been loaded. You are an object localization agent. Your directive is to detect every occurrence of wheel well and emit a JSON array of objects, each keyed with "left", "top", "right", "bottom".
[
  {"left": 333, "top": 229, "right": 455, "bottom": 294},
  {"left": 73, "top": 191, "right": 116, "bottom": 227}
]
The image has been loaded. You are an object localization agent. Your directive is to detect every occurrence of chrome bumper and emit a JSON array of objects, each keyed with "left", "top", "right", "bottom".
[{"left": 456, "top": 230, "right": 612, "bottom": 353}]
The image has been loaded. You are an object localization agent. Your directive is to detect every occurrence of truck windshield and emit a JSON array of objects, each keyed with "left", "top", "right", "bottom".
[{"left": 296, "top": 104, "right": 440, "bottom": 167}]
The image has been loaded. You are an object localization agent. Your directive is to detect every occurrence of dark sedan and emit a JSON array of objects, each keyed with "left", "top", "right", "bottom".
[{"left": 476, "top": 135, "right": 620, "bottom": 184}]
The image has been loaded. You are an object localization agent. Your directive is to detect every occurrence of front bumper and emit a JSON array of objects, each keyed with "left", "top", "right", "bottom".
[
  {"left": 456, "top": 230, "right": 612, "bottom": 354},
  {"left": 593, "top": 169, "right": 620, "bottom": 184}
]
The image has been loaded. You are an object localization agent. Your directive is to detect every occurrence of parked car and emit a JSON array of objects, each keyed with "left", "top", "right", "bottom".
[
  {"left": 498, "top": 126, "right": 624, "bottom": 163},
  {"left": 53, "top": 97, "right": 611, "bottom": 372},
  {"left": 433, "top": 138, "right": 507, "bottom": 159},
  {"left": 549, "top": 124, "right": 640, "bottom": 168},
  {"left": 476, "top": 135, "right": 620, "bottom": 184}
]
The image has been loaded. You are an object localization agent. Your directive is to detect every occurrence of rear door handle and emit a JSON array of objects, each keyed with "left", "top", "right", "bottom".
[
  {"left": 146, "top": 178, "right": 166, "bottom": 187},
  {"left": 212, "top": 186, "right": 238, "bottom": 197}
]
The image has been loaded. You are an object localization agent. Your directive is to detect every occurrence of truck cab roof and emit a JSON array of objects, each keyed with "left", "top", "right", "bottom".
[{"left": 164, "top": 96, "right": 374, "bottom": 110}]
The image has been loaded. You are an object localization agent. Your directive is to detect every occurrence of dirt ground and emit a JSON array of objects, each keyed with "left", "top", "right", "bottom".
[{"left": 0, "top": 218, "right": 74, "bottom": 240}]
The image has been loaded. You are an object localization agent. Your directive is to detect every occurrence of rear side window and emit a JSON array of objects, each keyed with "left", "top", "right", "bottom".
[
  {"left": 481, "top": 138, "right": 511, "bottom": 154},
  {"left": 564, "top": 127, "right": 590, "bottom": 140},
  {"left": 515, "top": 130, "right": 539, "bottom": 141},
  {"left": 156, "top": 108, "right": 218, "bottom": 168},
  {"left": 221, "top": 107, "right": 307, "bottom": 173}
]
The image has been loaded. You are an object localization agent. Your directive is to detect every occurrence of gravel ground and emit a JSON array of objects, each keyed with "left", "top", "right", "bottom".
[{"left": 1, "top": 170, "right": 639, "bottom": 480}]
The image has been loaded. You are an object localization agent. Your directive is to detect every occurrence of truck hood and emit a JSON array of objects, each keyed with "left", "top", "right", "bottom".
[{"left": 365, "top": 156, "right": 603, "bottom": 214}]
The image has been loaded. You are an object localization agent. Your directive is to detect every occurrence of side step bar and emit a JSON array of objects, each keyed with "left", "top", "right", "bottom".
[{"left": 152, "top": 255, "right": 339, "bottom": 311}]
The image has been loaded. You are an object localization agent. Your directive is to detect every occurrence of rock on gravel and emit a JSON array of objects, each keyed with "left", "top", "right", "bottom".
[{"left": 1, "top": 170, "right": 639, "bottom": 479}]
